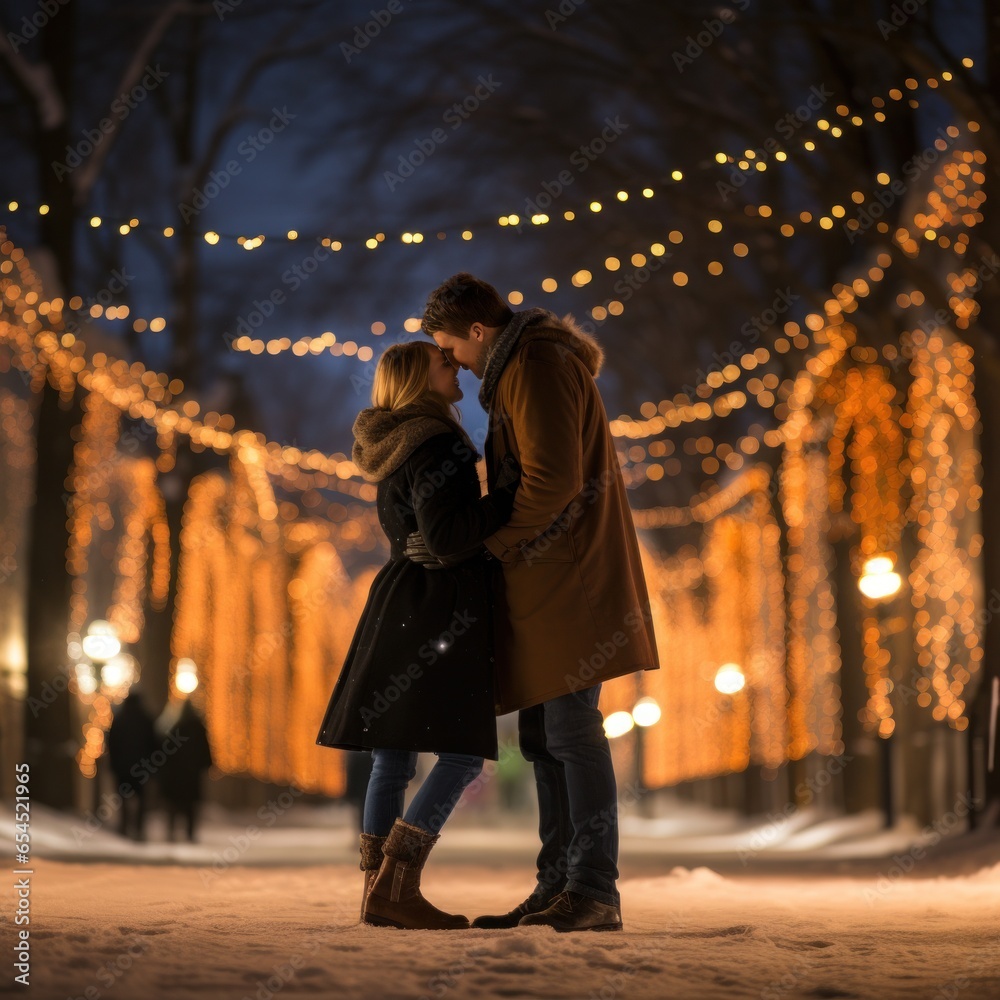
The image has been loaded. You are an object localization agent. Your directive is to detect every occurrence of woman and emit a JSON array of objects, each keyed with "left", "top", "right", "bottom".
[{"left": 316, "top": 341, "right": 519, "bottom": 931}]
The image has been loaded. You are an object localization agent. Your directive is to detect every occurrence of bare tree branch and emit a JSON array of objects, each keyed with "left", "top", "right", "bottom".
[
  {"left": 0, "top": 26, "right": 65, "bottom": 129},
  {"left": 72, "top": 1, "right": 192, "bottom": 204}
]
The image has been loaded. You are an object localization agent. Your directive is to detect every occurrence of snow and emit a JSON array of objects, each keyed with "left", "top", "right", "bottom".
[
  {"left": 6, "top": 855, "right": 1000, "bottom": 999},
  {"left": 0, "top": 797, "right": 977, "bottom": 867},
  {"left": 3, "top": 804, "right": 1000, "bottom": 999}
]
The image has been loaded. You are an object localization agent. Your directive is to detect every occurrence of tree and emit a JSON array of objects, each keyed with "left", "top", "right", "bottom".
[
  {"left": 323, "top": 0, "right": 1000, "bottom": 821},
  {"left": 0, "top": 0, "right": 358, "bottom": 806}
]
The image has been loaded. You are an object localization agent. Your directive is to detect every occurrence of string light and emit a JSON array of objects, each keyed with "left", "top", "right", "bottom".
[
  {"left": 615, "top": 253, "right": 889, "bottom": 442},
  {"left": 906, "top": 329, "right": 982, "bottom": 733},
  {"left": 0, "top": 64, "right": 966, "bottom": 251},
  {"left": 168, "top": 458, "right": 383, "bottom": 795},
  {"left": 616, "top": 486, "right": 791, "bottom": 784},
  {"left": 780, "top": 437, "right": 843, "bottom": 758},
  {"left": 1, "top": 83, "right": 989, "bottom": 792},
  {"left": 66, "top": 393, "right": 170, "bottom": 645},
  {"left": 63, "top": 145, "right": 949, "bottom": 367},
  {"left": 0, "top": 243, "right": 374, "bottom": 499},
  {"left": 9, "top": 105, "right": 977, "bottom": 379}
]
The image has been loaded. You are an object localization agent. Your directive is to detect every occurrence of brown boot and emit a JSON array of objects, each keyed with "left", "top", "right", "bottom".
[
  {"left": 359, "top": 833, "right": 387, "bottom": 922},
  {"left": 517, "top": 890, "right": 623, "bottom": 932},
  {"left": 471, "top": 890, "right": 558, "bottom": 928},
  {"left": 363, "top": 818, "right": 469, "bottom": 930}
]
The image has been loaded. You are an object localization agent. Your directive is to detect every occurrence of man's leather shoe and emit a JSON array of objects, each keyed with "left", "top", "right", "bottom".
[
  {"left": 517, "top": 890, "right": 623, "bottom": 932},
  {"left": 471, "top": 892, "right": 556, "bottom": 929}
]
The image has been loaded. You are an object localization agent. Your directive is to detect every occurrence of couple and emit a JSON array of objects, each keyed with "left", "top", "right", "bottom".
[{"left": 316, "top": 273, "right": 658, "bottom": 932}]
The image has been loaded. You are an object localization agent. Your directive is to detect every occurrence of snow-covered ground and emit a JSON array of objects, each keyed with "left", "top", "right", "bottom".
[
  {"left": 7, "top": 854, "right": 1000, "bottom": 1000},
  {"left": 0, "top": 795, "right": 984, "bottom": 868},
  {"left": 2, "top": 801, "right": 1000, "bottom": 999}
]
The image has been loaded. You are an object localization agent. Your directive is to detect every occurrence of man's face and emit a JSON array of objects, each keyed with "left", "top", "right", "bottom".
[{"left": 432, "top": 327, "right": 488, "bottom": 379}]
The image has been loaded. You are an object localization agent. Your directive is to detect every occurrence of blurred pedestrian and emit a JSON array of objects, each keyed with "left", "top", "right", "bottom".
[
  {"left": 155, "top": 698, "right": 214, "bottom": 842},
  {"left": 105, "top": 686, "right": 157, "bottom": 841}
]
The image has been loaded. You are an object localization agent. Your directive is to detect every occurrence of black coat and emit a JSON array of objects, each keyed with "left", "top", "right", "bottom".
[
  {"left": 316, "top": 422, "right": 514, "bottom": 760},
  {"left": 155, "top": 702, "right": 213, "bottom": 804},
  {"left": 106, "top": 692, "right": 157, "bottom": 788}
]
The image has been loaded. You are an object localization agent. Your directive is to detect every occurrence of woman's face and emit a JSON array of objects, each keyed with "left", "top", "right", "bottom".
[{"left": 426, "top": 344, "right": 463, "bottom": 402}]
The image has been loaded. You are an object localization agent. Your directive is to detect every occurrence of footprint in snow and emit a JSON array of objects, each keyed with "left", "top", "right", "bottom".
[{"left": 672, "top": 924, "right": 753, "bottom": 938}]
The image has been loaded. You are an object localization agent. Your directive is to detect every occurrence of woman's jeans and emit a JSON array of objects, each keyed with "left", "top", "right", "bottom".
[{"left": 363, "top": 749, "right": 484, "bottom": 837}]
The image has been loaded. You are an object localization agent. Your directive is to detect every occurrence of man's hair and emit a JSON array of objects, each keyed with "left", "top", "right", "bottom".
[{"left": 421, "top": 272, "right": 513, "bottom": 339}]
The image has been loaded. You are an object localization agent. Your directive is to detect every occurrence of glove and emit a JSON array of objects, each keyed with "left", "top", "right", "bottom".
[
  {"left": 495, "top": 452, "right": 521, "bottom": 491},
  {"left": 404, "top": 530, "right": 479, "bottom": 570},
  {"left": 404, "top": 530, "right": 445, "bottom": 567}
]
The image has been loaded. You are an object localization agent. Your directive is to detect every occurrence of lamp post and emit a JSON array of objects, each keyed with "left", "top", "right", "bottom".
[
  {"left": 173, "top": 657, "right": 199, "bottom": 696},
  {"left": 858, "top": 555, "right": 902, "bottom": 602},
  {"left": 712, "top": 663, "right": 751, "bottom": 811},
  {"left": 79, "top": 620, "right": 121, "bottom": 812},
  {"left": 602, "top": 696, "right": 662, "bottom": 809},
  {"left": 602, "top": 710, "right": 634, "bottom": 739},
  {"left": 714, "top": 663, "right": 746, "bottom": 696},
  {"left": 631, "top": 696, "right": 660, "bottom": 808},
  {"left": 80, "top": 620, "right": 121, "bottom": 681},
  {"left": 858, "top": 554, "right": 903, "bottom": 828}
]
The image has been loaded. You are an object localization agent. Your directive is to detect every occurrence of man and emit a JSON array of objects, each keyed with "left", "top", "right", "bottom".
[
  {"left": 422, "top": 273, "right": 658, "bottom": 932},
  {"left": 105, "top": 686, "right": 157, "bottom": 841}
]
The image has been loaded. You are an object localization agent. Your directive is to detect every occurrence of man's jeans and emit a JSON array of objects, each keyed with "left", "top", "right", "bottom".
[
  {"left": 518, "top": 683, "right": 620, "bottom": 907},
  {"left": 363, "top": 749, "right": 484, "bottom": 837}
]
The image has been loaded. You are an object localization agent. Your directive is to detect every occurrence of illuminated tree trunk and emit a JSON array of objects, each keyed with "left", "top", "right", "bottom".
[
  {"left": 961, "top": 5, "right": 1000, "bottom": 827},
  {"left": 23, "top": 1, "right": 80, "bottom": 808}
]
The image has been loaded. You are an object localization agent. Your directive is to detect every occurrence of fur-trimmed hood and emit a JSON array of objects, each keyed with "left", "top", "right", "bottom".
[
  {"left": 479, "top": 308, "right": 604, "bottom": 408},
  {"left": 521, "top": 312, "right": 604, "bottom": 377},
  {"left": 351, "top": 405, "right": 457, "bottom": 483}
]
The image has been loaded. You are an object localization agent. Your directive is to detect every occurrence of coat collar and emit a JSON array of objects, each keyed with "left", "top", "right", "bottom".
[
  {"left": 352, "top": 405, "right": 458, "bottom": 483},
  {"left": 478, "top": 310, "right": 605, "bottom": 409}
]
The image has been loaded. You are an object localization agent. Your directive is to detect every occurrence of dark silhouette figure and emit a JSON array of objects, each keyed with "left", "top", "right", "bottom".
[
  {"left": 155, "top": 699, "right": 213, "bottom": 842},
  {"left": 105, "top": 688, "right": 157, "bottom": 841}
]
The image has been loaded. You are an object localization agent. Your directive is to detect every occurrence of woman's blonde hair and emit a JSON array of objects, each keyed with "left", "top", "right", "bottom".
[{"left": 371, "top": 342, "right": 456, "bottom": 422}]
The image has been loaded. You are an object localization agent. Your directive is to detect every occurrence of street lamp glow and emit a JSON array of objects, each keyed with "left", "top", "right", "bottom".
[
  {"left": 631, "top": 697, "right": 661, "bottom": 727},
  {"left": 603, "top": 710, "right": 635, "bottom": 738},
  {"left": 74, "top": 662, "right": 97, "bottom": 695},
  {"left": 81, "top": 620, "right": 120, "bottom": 662},
  {"left": 859, "top": 555, "right": 902, "bottom": 600},
  {"left": 714, "top": 663, "right": 746, "bottom": 695},
  {"left": 175, "top": 657, "right": 199, "bottom": 694},
  {"left": 100, "top": 654, "right": 135, "bottom": 689}
]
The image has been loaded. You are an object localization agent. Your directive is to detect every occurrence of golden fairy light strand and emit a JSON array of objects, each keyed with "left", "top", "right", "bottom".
[
  {"left": 612, "top": 253, "right": 891, "bottom": 440},
  {"left": 779, "top": 440, "right": 844, "bottom": 758},
  {"left": 906, "top": 328, "right": 982, "bottom": 733},
  {"left": 618, "top": 480, "right": 792, "bottom": 785},
  {"left": 42, "top": 144, "right": 980, "bottom": 373},
  {"left": 630, "top": 464, "right": 772, "bottom": 529},
  {"left": 1, "top": 60, "right": 970, "bottom": 249},
  {"left": 0, "top": 243, "right": 374, "bottom": 497},
  {"left": 1, "top": 240, "right": 384, "bottom": 586},
  {"left": 170, "top": 461, "right": 351, "bottom": 796}
]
